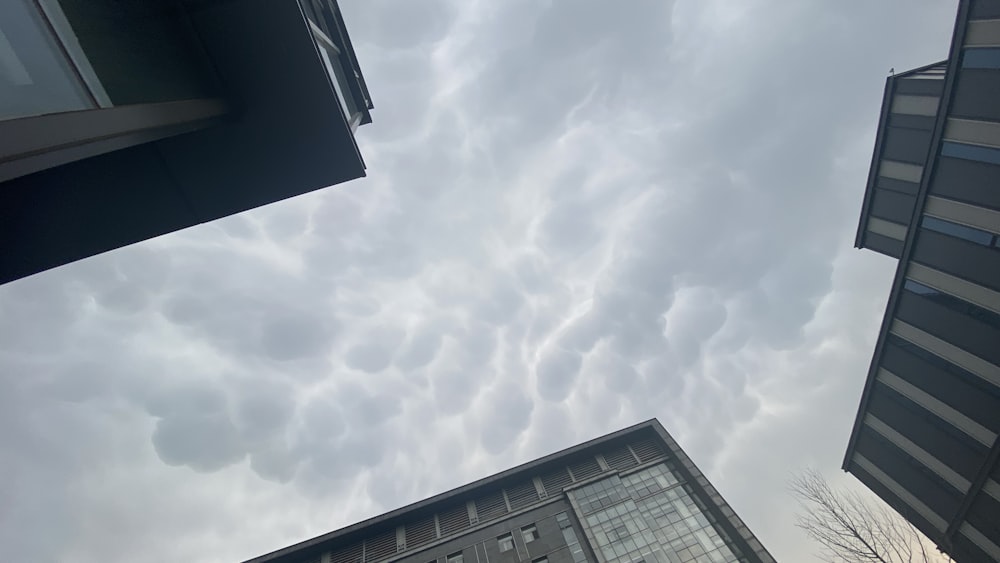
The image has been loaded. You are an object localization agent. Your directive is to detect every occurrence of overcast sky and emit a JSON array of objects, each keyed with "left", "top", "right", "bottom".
[{"left": 0, "top": 1, "right": 959, "bottom": 562}]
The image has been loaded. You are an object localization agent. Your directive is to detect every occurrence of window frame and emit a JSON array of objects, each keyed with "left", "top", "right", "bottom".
[
  {"left": 940, "top": 140, "right": 1000, "bottom": 166},
  {"left": 921, "top": 215, "right": 996, "bottom": 247},
  {"left": 520, "top": 523, "right": 540, "bottom": 544},
  {"left": 446, "top": 552, "right": 463, "bottom": 563},
  {"left": 608, "top": 524, "right": 631, "bottom": 542},
  {"left": 308, "top": 19, "right": 362, "bottom": 131},
  {"left": 961, "top": 47, "right": 1000, "bottom": 69},
  {"left": 497, "top": 532, "right": 515, "bottom": 553}
]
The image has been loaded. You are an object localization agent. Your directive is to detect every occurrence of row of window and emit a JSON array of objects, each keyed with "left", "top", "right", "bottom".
[
  {"left": 921, "top": 215, "right": 1000, "bottom": 249},
  {"left": 887, "top": 333, "right": 1000, "bottom": 406},
  {"left": 903, "top": 279, "right": 1000, "bottom": 331},
  {"left": 556, "top": 512, "right": 589, "bottom": 563},
  {"left": 445, "top": 551, "right": 548, "bottom": 563},
  {"left": 634, "top": 484, "right": 740, "bottom": 563},
  {"left": 574, "top": 475, "right": 629, "bottom": 515},
  {"left": 940, "top": 140, "right": 1000, "bottom": 167},
  {"left": 431, "top": 521, "right": 552, "bottom": 563},
  {"left": 496, "top": 523, "right": 540, "bottom": 554},
  {"left": 961, "top": 47, "right": 1000, "bottom": 69},
  {"left": 621, "top": 464, "right": 681, "bottom": 501},
  {"left": 438, "top": 521, "right": 542, "bottom": 563}
]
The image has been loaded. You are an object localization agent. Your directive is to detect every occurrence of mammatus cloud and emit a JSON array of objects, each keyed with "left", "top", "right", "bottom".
[{"left": 0, "top": 0, "right": 957, "bottom": 562}]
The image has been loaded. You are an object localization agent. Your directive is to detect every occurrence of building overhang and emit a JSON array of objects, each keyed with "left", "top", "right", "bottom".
[
  {"left": 1, "top": 0, "right": 372, "bottom": 284},
  {"left": 155, "top": 0, "right": 369, "bottom": 220}
]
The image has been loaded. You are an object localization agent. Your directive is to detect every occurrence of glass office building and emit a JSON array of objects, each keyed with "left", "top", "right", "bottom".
[{"left": 245, "top": 420, "right": 774, "bottom": 563}]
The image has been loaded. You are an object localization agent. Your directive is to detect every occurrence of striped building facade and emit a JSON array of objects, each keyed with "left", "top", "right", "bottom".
[{"left": 845, "top": 2, "right": 1000, "bottom": 561}]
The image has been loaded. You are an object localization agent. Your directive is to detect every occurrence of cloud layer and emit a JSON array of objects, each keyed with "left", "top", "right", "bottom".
[{"left": 0, "top": 1, "right": 957, "bottom": 562}]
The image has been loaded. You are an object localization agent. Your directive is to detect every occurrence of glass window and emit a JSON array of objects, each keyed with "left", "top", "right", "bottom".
[
  {"left": 904, "top": 279, "right": 938, "bottom": 296},
  {"left": 878, "top": 159, "right": 923, "bottom": 183},
  {"left": 608, "top": 525, "right": 630, "bottom": 541},
  {"left": 941, "top": 140, "right": 1000, "bottom": 166},
  {"left": 310, "top": 21, "right": 361, "bottom": 129},
  {"left": 521, "top": 524, "right": 540, "bottom": 543},
  {"left": 55, "top": 0, "right": 220, "bottom": 105},
  {"left": 1, "top": 0, "right": 93, "bottom": 120},
  {"left": 497, "top": 533, "right": 515, "bottom": 553},
  {"left": 890, "top": 94, "right": 939, "bottom": 117},
  {"left": 962, "top": 47, "right": 1000, "bottom": 69},
  {"left": 446, "top": 552, "right": 463, "bottom": 563},
  {"left": 904, "top": 279, "right": 1000, "bottom": 331},
  {"left": 532, "top": 558, "right": 548, "bottom": 563},
  {"left": 921, "top": 216, "right": 996, "bottom": 246},
  {"left": 556, "top": 513, "right": 571, "bottom": 529}
]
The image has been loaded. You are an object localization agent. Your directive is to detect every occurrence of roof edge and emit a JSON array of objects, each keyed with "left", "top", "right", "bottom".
[{"left": 854, "top": 76, "right": 897, "bottom": 250}]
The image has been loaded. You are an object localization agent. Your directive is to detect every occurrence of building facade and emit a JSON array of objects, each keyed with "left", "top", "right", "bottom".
[
  {"left": 246, "top": 420, "right": 774, "bottom": 563},
  {"left": 1, "top": 0, "right": 372, "bottom": 284},
  {"left": 845, "top": 1, "right": 1000, "bottom": 561}
]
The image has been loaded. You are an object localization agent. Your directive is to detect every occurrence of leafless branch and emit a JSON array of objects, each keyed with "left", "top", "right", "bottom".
[{"left": 788, "top": 469, "right": 950, "bottom": 563}]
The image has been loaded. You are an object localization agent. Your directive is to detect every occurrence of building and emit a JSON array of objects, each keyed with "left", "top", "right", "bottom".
[
  {"left": 844, "top": 1, "right": 1000, "bottom": 561},
  {"left": 0, "top": 0, "right": 372, "bottom": 284},
  {"left": 246, "top": 420, "right": 774, "bottom": 563}
]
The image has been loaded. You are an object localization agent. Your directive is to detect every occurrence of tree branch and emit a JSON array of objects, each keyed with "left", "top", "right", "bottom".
[{"left": 789, "top": 469, "right": 944, "bottom": 563}]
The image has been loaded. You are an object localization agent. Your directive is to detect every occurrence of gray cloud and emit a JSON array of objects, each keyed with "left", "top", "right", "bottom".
[
  {"left": 536, "top": 346, "right": 583, "bottom": 402},
  {"left": 479, "top": 382, "right": 535, "bottom": 454},
  {"left": 152, "top": 413, "right": 246, "bottom": 472},
  {"left": 395, "top": 325, "right": 443, "bottom": 371},
  {"left": 260, "top": 313, "right": 337, "bottom": 361},
  {"left": 344, "top": 325, "right": 405, "bottom": 373},
  {"left": 233, "top": 380, "right": 296, "bottom": 444}
]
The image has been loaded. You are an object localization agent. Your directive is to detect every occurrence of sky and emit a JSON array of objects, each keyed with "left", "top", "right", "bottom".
[{"left": 0, "top": 1, "right": 960, "bottom": 562}]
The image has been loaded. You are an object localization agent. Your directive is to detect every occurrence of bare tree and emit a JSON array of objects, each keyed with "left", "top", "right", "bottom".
[{"left": 789, "top": 469, "right": 951, "bottom": 563}]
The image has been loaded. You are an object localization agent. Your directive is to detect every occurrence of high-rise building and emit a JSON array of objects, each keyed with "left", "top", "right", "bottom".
[
  {"left": 844, "top": 1, "right": 1000, "bottom": 560},
  {"left": 0, "top": 0, "right": 372, "bottom": 284},
  {"left": 246, "top": 420, "right": 774, "bottom": 563}
]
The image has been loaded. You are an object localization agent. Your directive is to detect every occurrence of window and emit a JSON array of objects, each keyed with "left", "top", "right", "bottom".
[
  {"left": 941, "top": 141, "right": 1000, "bottom": 166},
  {"left": 607, "top": 525, "right": 630, "bottom": 542},
  {"left": 890, "top": 94, "right": 939, "bottom": 117},
  {"left": 0, "top": 2, "right": 95, "bottom": 121},
  {"left": 521, "top": 524, "right": 540, "bottom": 543},
  {"left": 532, "top": 558, "right": 548, "bottom": 563},
  {"left": 904, "top": 279, "right": 1000, "bottom": 330},
  {"left": 497, "top": 532, "right": 515, "bottom": 553},
  {"left": 921, "top": 216, "right": 996, "bottom": 246},
  {"left": 446, "top": 552, "right": 463, "bottom": 563},
  {"left": 962, "top": 47, "right": 1000, "bottom": 69},
  {"left": 555, "top": 512, "right": 571, "bottom": 530},
  {"left": 878, "top": 159, "right": 923, "bottom": 183},
  {"left": 309, "top": 20, "right": 362, "bottom": 131}
]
